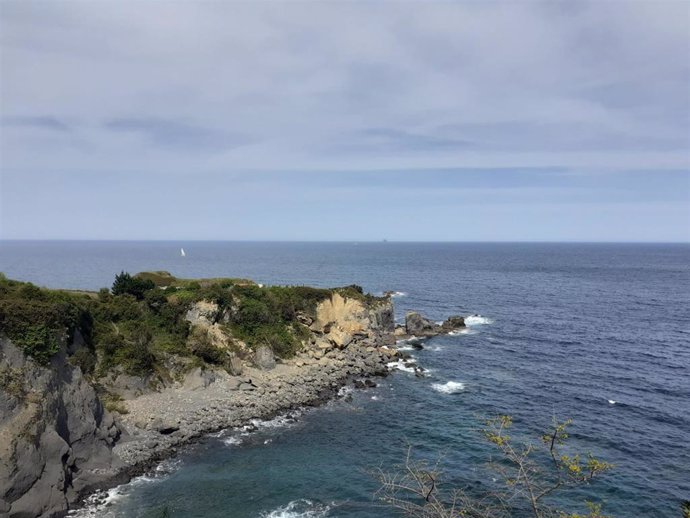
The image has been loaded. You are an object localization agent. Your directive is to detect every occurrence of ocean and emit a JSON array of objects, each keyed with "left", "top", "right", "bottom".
[{"left": 0, "top": 241, "right": 688, "bottom": 518}]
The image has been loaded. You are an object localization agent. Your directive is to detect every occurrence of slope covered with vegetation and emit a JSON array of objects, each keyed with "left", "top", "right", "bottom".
[{"left": 0, "top": 271, "right": 378, "bottom": 378}]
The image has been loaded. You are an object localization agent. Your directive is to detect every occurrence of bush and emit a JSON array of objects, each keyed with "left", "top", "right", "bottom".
[
  {"left": 112, "top": 272, "right": 155, "bottom": 300},
  {"left": 187, "top": 328, "right": 226, "bottom": 364},
  {"left": 0, "top": 296, "right": 83, "bottom": 364},
  {"left": 70, "top": 347, "right": 97, "bottom": 374}
]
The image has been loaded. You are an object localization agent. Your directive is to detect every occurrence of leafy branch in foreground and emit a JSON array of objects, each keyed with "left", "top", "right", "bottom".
[{"left": 374, "top": 417, "right": 613, "bottom": 518}]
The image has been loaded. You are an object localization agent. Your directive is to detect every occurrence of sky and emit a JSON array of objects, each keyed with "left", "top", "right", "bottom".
[{"left": 0, "top": 0, "right": 688, "bottom": 242}]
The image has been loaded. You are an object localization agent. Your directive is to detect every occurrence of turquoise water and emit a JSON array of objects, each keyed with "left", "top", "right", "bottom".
[{"left": 1, "top": 242, "right": 688, "bottom": 517}]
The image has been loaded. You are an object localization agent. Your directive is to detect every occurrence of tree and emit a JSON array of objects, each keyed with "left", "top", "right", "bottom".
[
  {"left": 111, "top": 272, "right": 155, "bottom": 300},
  {"left": 374, "top": 417, "right": 613, "bottom": 518}
]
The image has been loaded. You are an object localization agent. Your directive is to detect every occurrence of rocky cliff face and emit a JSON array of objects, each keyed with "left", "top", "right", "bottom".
[
  {"left": 0, "top": 281, "right": 397, "bottom": 517},
  {"left": 0, "top": 338, "right": 123, "bottom": 518},
  {"left": 312, "top": 293, "right": 395, "bottom": 347}
]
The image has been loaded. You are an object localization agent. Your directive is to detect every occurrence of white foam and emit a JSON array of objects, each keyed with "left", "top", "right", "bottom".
[
  {"left": 390, "top": 291, "right": 407, "bottom": 298},
  {"left": 386, "top": 359, "right": 417, "bottom": 373},
  {"left": 465, "top": 315, "right": 493, "bottom": 326},
  {"left": 223, "top": 436, "right": 243, "bottom": 446},
  {"left": 431, "top": 381, "right": 466, "bottom": 394},
  {"left": 251, "top": 412, "right": 301, "bottom": 431},
  {"left": 261, "top": 499, "right": 331, "bottom": 517},
  {"left": 448, "top": 328, "right": 473, "bottom": 336},
  {"left": 67, "top": 460, "right": 178, "bottom": 518},
  {"left": 338, "top": 385, "right": 353, "bottom": 397},
  {"left": 608, "top": 399, "right": 617, "bottom": 405},
  {"left": 154, "top": 458, "right": 182, "bottom": 475}
]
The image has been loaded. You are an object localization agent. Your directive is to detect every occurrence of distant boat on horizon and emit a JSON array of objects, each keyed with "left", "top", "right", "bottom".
[{"left": 180, "top": 248, "right": 186, "bottom": 257}]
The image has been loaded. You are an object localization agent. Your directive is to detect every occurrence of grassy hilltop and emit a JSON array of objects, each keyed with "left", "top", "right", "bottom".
[{"left": 0, "top": 271, "right": 378, "bottom": 378}]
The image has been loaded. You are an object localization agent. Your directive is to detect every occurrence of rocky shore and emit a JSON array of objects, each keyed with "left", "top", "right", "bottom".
[
  {"left": 112, "top": 342, "right": 394, "bottom": 471},
  {"left": 0, "top": 273, "right": 466, "bottom": 518}
]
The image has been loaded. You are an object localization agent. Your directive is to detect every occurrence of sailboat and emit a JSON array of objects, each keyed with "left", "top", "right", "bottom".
[{"left": 180, "top": 248, "right": 186, "bottom": 257}]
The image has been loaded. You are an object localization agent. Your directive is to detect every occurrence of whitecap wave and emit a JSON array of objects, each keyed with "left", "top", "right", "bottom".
[
  {"left": 431, "top": 381, "right": 465, "bottom": 394},
  {"left": 261, "top": 499, "right": 332, "bottom": 517},
  {"left": 465, "top": 315, "right": 493, "bottom": 326}
]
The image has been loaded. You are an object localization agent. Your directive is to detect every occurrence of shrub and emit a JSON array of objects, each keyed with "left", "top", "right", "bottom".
[
  {"left": 0, "top": 296, "right": 83, "bottom": 364},
  {"left": 70, "top": 347, "right": 97, "bottom": 374},
  {"left": 112, "top": 272, "right": 155, "bottom": 300},
  {"left": 187, "top": 328, "right": 226, "bottom": 364}
]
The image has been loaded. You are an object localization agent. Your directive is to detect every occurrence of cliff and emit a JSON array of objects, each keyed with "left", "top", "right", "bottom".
[
  {"left": 0, "top": 273, "right": 398, "bottom": 517},
  {"left": 0, "top": 338, "right": 123, "bottom": 517}
]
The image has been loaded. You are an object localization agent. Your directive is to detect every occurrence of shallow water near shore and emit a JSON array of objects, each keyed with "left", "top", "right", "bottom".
[{"left": 1, "top": 242, "right": 688, "bottom": 517}]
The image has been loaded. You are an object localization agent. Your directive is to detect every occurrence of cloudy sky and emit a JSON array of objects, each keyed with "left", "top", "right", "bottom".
[{"left": 1, "top": 0, "right": 688, "bottom": 241}]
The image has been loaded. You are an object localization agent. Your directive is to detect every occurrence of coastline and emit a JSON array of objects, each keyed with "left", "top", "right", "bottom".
[
  {"left": 70, "top": 342, "right": 396, "bottom": 515},
  {"left": 1, "top": 273, "right": 467, "bottom": 517}
]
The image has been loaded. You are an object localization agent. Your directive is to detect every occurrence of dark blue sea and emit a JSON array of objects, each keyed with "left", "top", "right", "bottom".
[{"left": 1, "top": 241, "right": 688, "bottom": 518}]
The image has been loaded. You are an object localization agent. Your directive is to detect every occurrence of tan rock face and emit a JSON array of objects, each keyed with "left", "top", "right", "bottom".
[
  {"left": 185, "top": 300, "right": 220, "bottom": 326},
  {"left": 314, "top": 293, "right": 369, "bottom": 334},
  {"left": 185, "top": 300, "right": 240, "bottom": 351},
  {"left": 327, "top": 327, "right": 353, "bottom": 348}
]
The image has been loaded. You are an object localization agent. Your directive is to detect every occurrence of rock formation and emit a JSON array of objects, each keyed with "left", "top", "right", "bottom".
[
  {"left": 402, "top": 312, "right": 465, "bottom": 338},
  {"left": 0, "top": 274, "right": 464, "bottom": 517},
  {"left": 0, "top": 338, "right": 124, "bottom": 518}
]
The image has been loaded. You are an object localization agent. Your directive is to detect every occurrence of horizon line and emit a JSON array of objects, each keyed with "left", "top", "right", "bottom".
[{"left": 1, "top": 239, "right": 688, "bottom": 245}]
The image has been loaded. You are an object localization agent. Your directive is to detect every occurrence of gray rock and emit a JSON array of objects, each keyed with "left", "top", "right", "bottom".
[
  {"left": 227, "top": 356, "right": 244, "bottom": 376},
  {"left": 0, "top": 338, "right": 124, "bottom": 518},
  {"left": 254, "top": 345, "right": 276, "bottom": 370},
  {"left": 182, "top": 367, "right": 217, "bottom": 390},
  {"left": 405, "top": 312, "right": 439, "bottom": 336},
  {"left": 441, "top": 315, "right": 466, "bottom": 330}
]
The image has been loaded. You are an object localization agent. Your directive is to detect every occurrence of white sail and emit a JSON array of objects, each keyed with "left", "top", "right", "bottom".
[{"left": 180, "top": 248, "right": 186, "bottom": 257}]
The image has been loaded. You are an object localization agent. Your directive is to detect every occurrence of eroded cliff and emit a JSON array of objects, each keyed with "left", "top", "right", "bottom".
[{"left": 0, "top": 338, "right": 124, "bottom": 518}]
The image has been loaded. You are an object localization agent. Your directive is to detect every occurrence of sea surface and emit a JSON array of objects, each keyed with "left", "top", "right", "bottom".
[{"left": 1, "top": 241, "right": 688, "bottom": 518}]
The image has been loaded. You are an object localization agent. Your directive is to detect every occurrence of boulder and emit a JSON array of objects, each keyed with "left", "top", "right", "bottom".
[
  {"left": 227, "top": 356, "right": 244, "bottom": 376},
  {"left": 315, "top": 338, "right": 332, "bottom": 351},
  {"left": 184, "top": 300, "right": 220, "bottom": 326},
  {"left": 328, "top": 327, "right": 353, "bottom": 348},
  {"left": 182, "top": 367, "right": 217, "bottom": 390},
  {"left": 253, "top": 345, "right": 276, "bottom": 370},
  {"left": 441, "top": 315, "right": 466, "bottom": 331},
  {"left": 405, "top": 312, "right": 439, "bottom": 336}
]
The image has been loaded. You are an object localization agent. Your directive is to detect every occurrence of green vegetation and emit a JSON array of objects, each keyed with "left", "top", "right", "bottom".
[
  {"left": 0, "top": 272, "right": 382, "bottom": 378},
  {"left": 101, "top": 392, "right": 129, "bottom": 414},
  {"left": 0, "top": 275, "right": 91, "bottom": 365}
]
